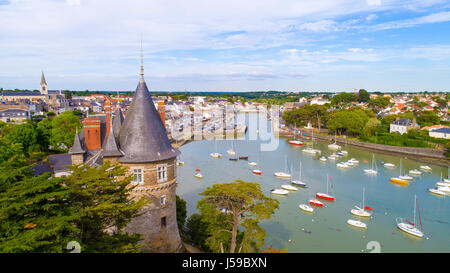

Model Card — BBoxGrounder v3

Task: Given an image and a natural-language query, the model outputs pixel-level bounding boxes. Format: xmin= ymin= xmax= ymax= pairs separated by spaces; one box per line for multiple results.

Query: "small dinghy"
xmin=194 ymin=173 xmax=203 ymax=179
xmin=252 ymin=169 xmax=262 ymax=175
xmin=210 ymin=152 xmax=222 ymax=158
xmin=337 ymin=162 xmax=349 ymax=168
xmin=281 ymin=184 xmax=298 ymax=191
xmin=238 ymin=156 xmax=248 ymax=160
xmin=229 ymin=157 xmax=238 ymax=161
xmin=271 ymin=189 xmax=289 ymax=195
xmin=299 ymin=204 xmax=314 ymax=213
xmin=248 ymin=162 xmax=258 ymax=167
xmin=319 ymin=156 xmax=327 ymax=162
xmin=347 ymin=219 xmax=367 ymax=229
xmin=288 ymin=140 xmax=304 ymax=146
xmin=419 ymin=165 xmax=431 ymax=171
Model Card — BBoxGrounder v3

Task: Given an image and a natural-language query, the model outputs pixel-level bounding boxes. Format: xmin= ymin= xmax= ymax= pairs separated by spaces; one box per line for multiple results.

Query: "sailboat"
xmin=299 ymin=203 xmax=314 ymax=213
xmin=328 ymin=131 xmax=341 ymax=150
xmin=251 ymin=146 xmax=262 ymax=175
xmin=419 ymin=165 xmax=432 ymax=171
xmin=291 ymin=161 xmax=307 ymax=187
xmin=364 ymin=154 xmax=377 ymax=175
xmin=281 ymin=184 xmax=298 ymax=191
xmin=436 ymin=172 xmax=450 ymax=187
xmin=350 ymin=187 xmax=372 ymax=217
xmin=288 ymin=127 xmax=304 ymax=146
xmin=274 ymin=156 xmax=291 ymax=179
xmin=444 ymin=167 xmax=450 ymax=183
xmin=271 ymin=188 xmax=289 ymax=195
xmin=303 ymin=129 xmax=320 ymax=155
xmin=347 ymin=219 xmax=367 ymax=229
xmin=316 ymin=175 xmax=335 ymax=201
xmin=227 ymin=140 xmax=236 ymax=156
xmin=390 ymin=159 xmax=409 ymax=186
xmin=210 ymin=139 xmax=222 ymax=158
xmin=399 ymin=159 xmax=413 ymax=180
xmin=396 ymin=195 xmax=424 ymax=238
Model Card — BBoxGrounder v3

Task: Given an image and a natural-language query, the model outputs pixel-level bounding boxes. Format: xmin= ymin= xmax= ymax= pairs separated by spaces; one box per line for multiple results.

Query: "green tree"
xmin=176 ymin=195 xmax=187 ymax=234
xmin=64 ymin=90 xmax=73 ymax=100
xmin=50 ymin=111 xmax=82 ymax=152
xmin=364 ymin=118 xmax=382 ymax=137
xmin=331 ymin=92 xmax=357 ymax=108
xmin=4 ymin=122 xmax=39 ymax=156
xmin=36 ymin=118 xmax=52 ymax=152
xmin=368 ymin=97 xmax=390 ymax=112
xmin=357 ymin=89 xmax=370 ymax=103
xmin=63 ymin=162 xmax=148 ymax=253
xmin=197 ymin=180 xmax=279 ymax=253
xmin=417 ymin=111 xmax=440 ymax=127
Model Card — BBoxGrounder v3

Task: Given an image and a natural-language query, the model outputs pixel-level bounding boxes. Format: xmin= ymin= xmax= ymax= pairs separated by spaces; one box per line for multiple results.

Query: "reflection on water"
xmin=176 ymin=113 xmax=450 ymax=253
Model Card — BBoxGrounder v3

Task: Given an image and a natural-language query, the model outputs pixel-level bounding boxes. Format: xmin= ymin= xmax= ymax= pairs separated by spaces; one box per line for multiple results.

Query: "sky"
xmin=1 ymin=0 xmax=450 ymax=92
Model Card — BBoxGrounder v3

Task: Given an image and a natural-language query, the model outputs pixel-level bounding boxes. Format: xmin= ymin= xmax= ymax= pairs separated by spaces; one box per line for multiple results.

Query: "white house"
xmin=429 ymin=127 xmax=450 ymax=139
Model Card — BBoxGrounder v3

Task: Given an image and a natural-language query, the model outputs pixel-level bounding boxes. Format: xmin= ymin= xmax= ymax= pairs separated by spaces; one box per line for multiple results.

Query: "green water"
xmin=176 ymin=114 xmax=450 ymax=253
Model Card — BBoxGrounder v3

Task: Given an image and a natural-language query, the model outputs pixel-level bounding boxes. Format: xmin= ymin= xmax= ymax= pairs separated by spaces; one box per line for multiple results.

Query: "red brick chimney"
xmin=84 ymin=117 xmax=101 ymax=150
xmin=157 ymin=100 xmax=165 ymax=128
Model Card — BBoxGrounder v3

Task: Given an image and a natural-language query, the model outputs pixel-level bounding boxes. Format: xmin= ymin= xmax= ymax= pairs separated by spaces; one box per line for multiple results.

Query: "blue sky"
xmin=1 ymin=0 xmax=450 ymax=92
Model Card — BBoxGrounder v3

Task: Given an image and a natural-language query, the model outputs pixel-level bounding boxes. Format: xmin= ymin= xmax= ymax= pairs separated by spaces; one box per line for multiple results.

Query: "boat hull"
xmin=316 ymin=193 xmax=335 ymax=201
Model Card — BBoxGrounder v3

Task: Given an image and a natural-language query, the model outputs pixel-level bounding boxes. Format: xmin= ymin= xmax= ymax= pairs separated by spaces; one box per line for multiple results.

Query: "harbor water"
xmin=176 ymin=113 xmax=450 ymax=253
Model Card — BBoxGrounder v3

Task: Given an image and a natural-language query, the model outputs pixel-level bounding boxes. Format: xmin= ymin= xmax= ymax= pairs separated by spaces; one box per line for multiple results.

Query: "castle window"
xmin=161 ymin=216 xmax=167 ymax=228
xmin=157 ymin=164 xmax=168 ymax=182
xmin=160 ymin=195 xmax=166 ymax=206
xmin=132 ymin=167 xmax=144 ymax=185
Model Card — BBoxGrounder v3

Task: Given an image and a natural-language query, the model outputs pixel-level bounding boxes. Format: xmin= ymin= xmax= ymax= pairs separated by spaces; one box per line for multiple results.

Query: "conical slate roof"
xmin=102 ymin=118 xmax=123 ymax=157
xmin=41 ymin=71 xmax=47 ymax=85
xmin=118 ymin=78 xmax=179 ymax=163
xmin=112 ymin=107 xmax=124 ymax=141
xmin=69 ymin=128 xmax=85 ymax=154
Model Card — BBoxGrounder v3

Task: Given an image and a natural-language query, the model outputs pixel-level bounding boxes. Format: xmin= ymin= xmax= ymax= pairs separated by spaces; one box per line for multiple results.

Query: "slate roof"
xmin=69 ymin=128 xmax=85 ymax=154
xmin=392 ymin=118 xmax=414 ymax=126
xmin=112 ymin=108 xmax=124 ymax=141
xmin=118 ymin=77 xmax=180 ymax=163
xmin=102 ymin=118 xmax=123 ymax=157
xmin=48 ymin=154 xmax=72 ymax=173
xmin=432 ymin=127 xmax=450 ymax=134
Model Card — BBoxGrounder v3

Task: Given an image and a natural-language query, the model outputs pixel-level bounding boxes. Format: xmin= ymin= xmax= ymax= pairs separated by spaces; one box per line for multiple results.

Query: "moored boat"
xmin=309 ymin=199 xmax=323 ymax=207
xmin=299 ymin=204 xmax=314 ymax=213
xmin=396 ymin=195 xmax=424 ymax=238
xmin=347 ymin=219 xmax=367 ymax=229
xmin=429 ymin=188 xmax=446 ymax=196
xmin=288 ymin=140 xmax=304 ymax=146
xmin=252 ymin=169 xmax=262 ymax=175
xmin=281 ymin=184 xmax=298 ymax=191
xmin=271 ymin=188 xmax=289 ymax=195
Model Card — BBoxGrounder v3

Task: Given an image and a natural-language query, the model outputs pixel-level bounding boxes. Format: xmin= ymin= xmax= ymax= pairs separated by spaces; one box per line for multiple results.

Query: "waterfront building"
xmin=389 ymin=118 xmax=420 ymax=135
xmin=429 ymin=127 xmax=450 ymax=139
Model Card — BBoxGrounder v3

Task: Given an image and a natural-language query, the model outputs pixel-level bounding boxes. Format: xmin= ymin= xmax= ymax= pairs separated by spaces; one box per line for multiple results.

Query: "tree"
xmin=417 ymin=111 xmax=440 ymax=127
xmin=357 ymin=89 xmax=370 ymax=103
xmin=50 ymin=111 xmax=82 ymax=152
xmin=364 ymin=118 xmax=382 ymax=137
xmin=63 ymin=90 xmax=73 ymax=100
xmin=176 ymin=195 xmax=187 ymax=234
xmin=331 ymin=92 xmax=357 ymax=108
xmin=368 ymin=97 xmax=390 ymax=112
xmin=4 ymin=122 xmax=39 ymax=156
xmin=197 ymin=180 xmax=279 ymax=253
xmin=36 ymin=118 xmax=52 ymax=152
xmin=62 ymin=162 xmax=148 ymax=253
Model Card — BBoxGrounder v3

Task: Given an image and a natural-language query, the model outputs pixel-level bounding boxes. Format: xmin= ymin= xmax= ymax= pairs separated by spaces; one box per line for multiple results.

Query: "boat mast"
xmin=362 ymin=187 xmax=365 ymax=208
xmin=413 ymin=194 xmax=417 ymax=227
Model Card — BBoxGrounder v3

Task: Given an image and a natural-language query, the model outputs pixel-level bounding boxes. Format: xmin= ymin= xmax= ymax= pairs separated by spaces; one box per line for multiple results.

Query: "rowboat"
xmin=299 ymin=204 xmax=314 ymax=213
xmin=347 ymin=219 xmax=367 ymax=229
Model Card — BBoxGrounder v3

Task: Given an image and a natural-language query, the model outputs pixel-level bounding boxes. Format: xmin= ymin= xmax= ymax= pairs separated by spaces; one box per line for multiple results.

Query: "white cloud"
xmin=366 ymin=0 xmax=381 ymax=6
xmin=366 ymin=14 xmax=378 ymax=21
xmin=66 ymin=0 xmax=81 ymax=6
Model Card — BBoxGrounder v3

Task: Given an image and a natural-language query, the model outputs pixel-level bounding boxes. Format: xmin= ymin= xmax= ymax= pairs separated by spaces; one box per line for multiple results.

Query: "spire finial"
xmin=140 ymin=38 xmax=144 ymax=82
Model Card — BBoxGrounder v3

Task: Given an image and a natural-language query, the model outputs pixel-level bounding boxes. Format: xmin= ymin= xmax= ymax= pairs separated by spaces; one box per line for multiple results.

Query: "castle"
xmin=67 ymin=56 xmax=182 ymax=252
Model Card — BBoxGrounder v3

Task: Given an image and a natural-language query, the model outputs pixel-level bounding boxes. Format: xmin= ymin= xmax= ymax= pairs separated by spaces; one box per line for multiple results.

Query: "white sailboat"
xmin=398 ymin=159 xmax=413 ymax=180
xmin=303 ymin=129 xmax=321 ymax=155
xmin=281 ymin=184 xmax=298 ymax=191
xmin=444 ymin=167 xmax=450 ymax=183
xmin=384 ymin=162 xmax=395 ymax=168
xmin=291 ymin=161 xmax=307 ymax=187
xmin=436 ymin=172 xmax=450 ymax=187
xmin=328 ymin=131 xmax=341 ymax=150
xmin=274 ymin=156 xmax=291 ymax=178
xmin=350 ymin=187 xmax=372 ymax=217
xmin=271 ymin=188 xmax=289 ymax=195
xmin=227 ymin=140 xmax=236 ymax=156
xmin=429 ymin=188 xmax=446 ymax=196
xmin=396 ymin=195 xmax=424 ymax=238
xmin=299 ymin=204 xmax=314 ymax=213
xmin=409 ymin=169 xmax=422 ymax=176
xmin=210 ymin=139 xmax=222 ymax=158
xmin=347 ymin=219 xmax=367 ymax=229
xmin=364 ymin=154 xmax=377 ymax=175
xmin=419 ymin=165 xmax=432 ymax=171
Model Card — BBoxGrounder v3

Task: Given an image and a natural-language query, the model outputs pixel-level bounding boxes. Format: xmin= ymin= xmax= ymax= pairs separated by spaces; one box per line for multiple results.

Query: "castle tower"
xmin=68 ymin=128 xmax=86 ymax=165
xmin=116 ymin=45 xmax=181 ymax=252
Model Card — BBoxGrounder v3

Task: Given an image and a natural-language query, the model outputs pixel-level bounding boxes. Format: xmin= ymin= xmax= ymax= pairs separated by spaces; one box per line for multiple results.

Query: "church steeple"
xmin=40 ymin=70 xmax=48 ymax=95
xmin=139 ymin=39 xmax=145 ymax=83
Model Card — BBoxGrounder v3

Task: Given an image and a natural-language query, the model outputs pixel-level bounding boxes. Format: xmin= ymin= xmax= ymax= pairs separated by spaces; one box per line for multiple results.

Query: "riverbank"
xmin=278 ymin=126 xmax=450 ymax=167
